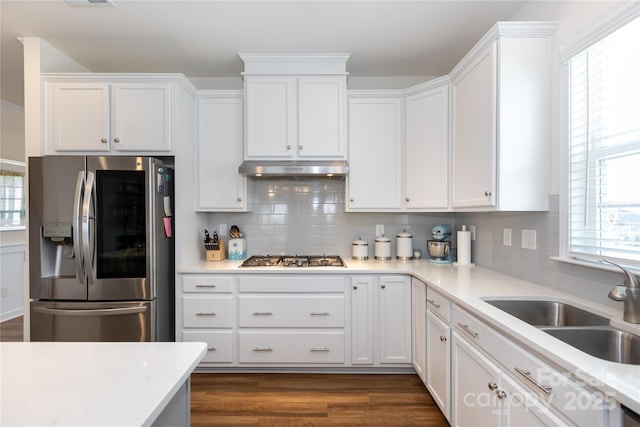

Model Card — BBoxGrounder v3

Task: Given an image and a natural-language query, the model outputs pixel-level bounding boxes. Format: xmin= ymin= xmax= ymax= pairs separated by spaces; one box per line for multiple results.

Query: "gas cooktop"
xmin=240 ymin=255 xmax=345 ymax=268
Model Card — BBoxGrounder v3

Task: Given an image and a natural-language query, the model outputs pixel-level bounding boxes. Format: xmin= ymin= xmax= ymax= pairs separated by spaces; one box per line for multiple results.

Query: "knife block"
xmin=205 ymin=240 xmax=227 ymax=262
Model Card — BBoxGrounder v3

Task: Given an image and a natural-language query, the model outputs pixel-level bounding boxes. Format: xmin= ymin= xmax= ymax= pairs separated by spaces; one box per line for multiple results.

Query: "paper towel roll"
xmin=457 ymin=230 xmax=472 ymax=266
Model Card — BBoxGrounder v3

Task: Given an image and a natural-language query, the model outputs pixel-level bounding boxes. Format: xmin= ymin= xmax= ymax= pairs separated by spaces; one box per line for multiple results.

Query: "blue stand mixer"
xmin=427 ymin=224 xmax=454 ymax=264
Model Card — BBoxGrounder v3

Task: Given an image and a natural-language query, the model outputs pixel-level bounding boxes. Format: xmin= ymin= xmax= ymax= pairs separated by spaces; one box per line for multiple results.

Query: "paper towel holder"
xmin=454 ymin=224 xmax=476 ymax=267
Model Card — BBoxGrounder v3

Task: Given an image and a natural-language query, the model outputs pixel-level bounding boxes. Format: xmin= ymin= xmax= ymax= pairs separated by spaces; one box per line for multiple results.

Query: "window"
xmin=568 ymin=16 xmax=640 ymax=265
xmin=0 ymin=159 xmax=25 ymax=230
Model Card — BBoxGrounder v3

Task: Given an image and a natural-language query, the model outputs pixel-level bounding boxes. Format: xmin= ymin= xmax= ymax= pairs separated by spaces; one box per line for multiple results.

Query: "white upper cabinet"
xmin=196 ymin=92 xmax=248 ymax=211
xmin=346 ymin=94 xmax=403 ymax=211
xmin=244 ymin=76 xmax=295 ymax=158
xmin=450 ymin=22 xmax=556 ymax=211
xmin=240 ymin=54 xmax=349 ymax=160
xmin=297 ymin=76 xmax=346 ymax=157
xmin=404 ymin=80 xmax=449 ymax=210
xmin=45 ymin=77 xmax=176 ymax=154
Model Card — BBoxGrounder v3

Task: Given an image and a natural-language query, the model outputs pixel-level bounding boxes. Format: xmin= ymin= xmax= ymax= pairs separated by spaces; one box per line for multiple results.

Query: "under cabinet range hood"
xmin=238 ymin=160 xmax=349 ymax=180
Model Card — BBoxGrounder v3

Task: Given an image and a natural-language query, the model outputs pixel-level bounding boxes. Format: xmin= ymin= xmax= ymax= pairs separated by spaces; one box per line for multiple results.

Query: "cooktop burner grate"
xmin=240 ymin=255 xmax=345 ymax=268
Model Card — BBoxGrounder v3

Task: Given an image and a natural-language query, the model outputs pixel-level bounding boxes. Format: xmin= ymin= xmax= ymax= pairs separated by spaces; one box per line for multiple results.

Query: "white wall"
xmin=0 ymin=101 xmax=26 ymax=320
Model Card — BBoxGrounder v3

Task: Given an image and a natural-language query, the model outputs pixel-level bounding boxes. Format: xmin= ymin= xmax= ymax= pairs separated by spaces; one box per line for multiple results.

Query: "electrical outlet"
xmin=376 ymin=224 xmax=384 ymax=237
xmin=1 ymin=286 xmax=9 ymax=297
xmin=503 ymin=228 xmax=512 ymax=247
xmin=219 ymin=224 xmax=228 ymax=237
xmin=469 ymin=225 xmax=476 ymax=241
xmin=521 ymin=229 xmax=537 ymax=250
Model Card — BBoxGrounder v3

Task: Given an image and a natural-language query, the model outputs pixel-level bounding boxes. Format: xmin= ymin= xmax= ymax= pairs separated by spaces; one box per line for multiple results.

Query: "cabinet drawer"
xmin=452 ymin=305 xmax=609 ymax=427
xmin=238 ymin=331 xmax=345 ymax=364
xmin=183 ymin=295 xmax=233 ymax=328
xmin=426 ymin=287 xmax=452 ymax=322
xmin=239 ymin=295 xmax=345 ymax=327
xmin=182 ymin=275 xmax=234 ymax=293
xmin=182 ymin=330 xmax=233 ymax=363
xmin=238 ymin=275 xmax=345 ymax=293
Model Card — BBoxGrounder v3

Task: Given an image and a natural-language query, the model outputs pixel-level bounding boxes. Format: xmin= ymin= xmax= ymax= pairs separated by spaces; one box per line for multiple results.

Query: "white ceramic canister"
xmin=352 ymin=238 xmax=369 ymax=260
xmin=396 ymin=230 xmax=413 ymax=260
xmin=375 ymin=235 xmax=391 ymax=260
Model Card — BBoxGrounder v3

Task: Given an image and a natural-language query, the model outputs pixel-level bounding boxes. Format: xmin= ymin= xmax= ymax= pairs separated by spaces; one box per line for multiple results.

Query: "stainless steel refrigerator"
xmin=28 ymin=156 xmax=175 ymax=342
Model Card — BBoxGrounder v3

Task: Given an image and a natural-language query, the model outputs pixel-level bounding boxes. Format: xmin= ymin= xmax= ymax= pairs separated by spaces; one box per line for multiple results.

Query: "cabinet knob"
xmin=496 ymin=390 xmax=507 ymax=400
xmin=287 ymin=145 xmax=292 ymax=150
xmin=487 ymin=382 xmax=498 ymax=391
xmin=405 ymin=197 xmax=410 ymax=202
xmin=100 ymin=138 xmax=107 ymax=144
xmin=298 ymin=145 xmax=303 ymax=150
xmin=114 ymin=138 xmax=120 ymax=143
xmin=237 ymin=197 xmax=242 ymax=202
xmin=484 ymin=191 xmax=492 ymax=196
xmin=381 ymin=284 xmax=386 ymax=289
xmin=353 ymin=285 xmax=358 ymax=290
xmin=350 ymin=197 xmax=354 ymax=202
xmin=439 ymin=335 xmax=447 ymax=342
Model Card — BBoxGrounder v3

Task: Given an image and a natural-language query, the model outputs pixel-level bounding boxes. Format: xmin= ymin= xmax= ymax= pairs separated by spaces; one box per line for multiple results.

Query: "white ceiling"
xmin=0 ymin=0 xmax=528 ymax=107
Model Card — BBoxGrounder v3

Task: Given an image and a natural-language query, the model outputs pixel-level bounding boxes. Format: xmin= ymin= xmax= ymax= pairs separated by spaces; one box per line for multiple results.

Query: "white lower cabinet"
xmin=180 ymin=275 xmax=235 ymax=365
xmin=350 ymin=276 xmax=375 ymax=364
xmin=452 ymin=330 xmax=505 ymax=426
xmin=451 ymin=304 xmax=611 ymax=427
xmin=411 ymin=278 xmax=427 ymax=382
xmin=238 ymin=331 xmax=345 ymax=364
xmin=237 ymin=275 xmax=347 ymax=365
xmin=182 ymin=330 xmax=233 ymax=363
xmin=351 ymin=275 xmax=412 ymax=366
xmin=426 ymin=310 xmax=451 ymax=420
xmin=501 ymin=374 xmax=566 ymax=427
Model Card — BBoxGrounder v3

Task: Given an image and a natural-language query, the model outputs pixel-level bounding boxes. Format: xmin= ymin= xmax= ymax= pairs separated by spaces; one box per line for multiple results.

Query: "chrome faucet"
xmin=605 ymin=259 xmax=640 ymax=324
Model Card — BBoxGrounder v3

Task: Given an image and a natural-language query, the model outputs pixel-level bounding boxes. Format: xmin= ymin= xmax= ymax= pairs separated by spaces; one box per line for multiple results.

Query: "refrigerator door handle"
xmin=82 ymin=171 xmax=97 ymax=285
xmin=72 ymin=171 xmax=85 ymax=283
xmin=33 ymin=306 xmax=148 ymax=316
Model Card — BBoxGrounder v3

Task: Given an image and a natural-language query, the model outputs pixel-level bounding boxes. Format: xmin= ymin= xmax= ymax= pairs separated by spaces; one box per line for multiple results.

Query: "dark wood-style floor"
xmin=191 ymin=372 xmax=449 ymax=426
xmin=1 ymin=316 xmax=449 ymax=426
xmin=0 ymin=315 xmax=23 ymax=341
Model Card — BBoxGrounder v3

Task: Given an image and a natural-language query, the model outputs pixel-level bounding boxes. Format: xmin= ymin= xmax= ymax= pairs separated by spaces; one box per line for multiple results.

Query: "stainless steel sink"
xmin=484 ymin=299 xmax=610 ymax=327
xmin=542 ymin=327 xmax=640 ymax=365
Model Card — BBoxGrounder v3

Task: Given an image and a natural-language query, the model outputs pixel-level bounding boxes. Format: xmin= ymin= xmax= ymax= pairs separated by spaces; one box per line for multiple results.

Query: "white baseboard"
xmin=1 ymin=307 xmax=24 ymax=323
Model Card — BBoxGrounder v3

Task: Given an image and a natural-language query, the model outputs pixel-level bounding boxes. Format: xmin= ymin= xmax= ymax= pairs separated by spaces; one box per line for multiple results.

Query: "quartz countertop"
xmin=0 ymin=342 xmax=207 ymax=426
xmin=180 ymin=258 xmax=640 ymax=413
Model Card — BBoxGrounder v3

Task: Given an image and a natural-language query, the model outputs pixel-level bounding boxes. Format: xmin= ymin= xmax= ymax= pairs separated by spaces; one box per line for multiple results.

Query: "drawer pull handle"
xmin=488 ymin=382 xmax=498 ymax=391
xmin=252 ymin=312 xmax=273 ymax=316
xmin=310 ymin=312 xmax=330 ymax=316
xmin=195 ymin=284 xmax=216 ymax=288
xmin=207 ymin=347 xmax=217 ymax=352
xmin=439 ymin=335 xmax=447 ymax=342
xmin=515 ymin=367 xmax=552 ymax=395
xmin=252 ymin=347 xmax=273 ymax=352
xmin=196 ymin=312 xmax=217 ymax=316
xmin=427 ymin=299 xmax=441 ymax=309
xmin=458 ymin=323 xmax=479 ymax=338
xmin=310 ymin=347 xmax=330 ymax=352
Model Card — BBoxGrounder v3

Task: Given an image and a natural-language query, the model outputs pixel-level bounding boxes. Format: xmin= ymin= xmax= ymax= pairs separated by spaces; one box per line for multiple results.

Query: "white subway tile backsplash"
xmin=206 ymin=189 xmax=619 ymax=306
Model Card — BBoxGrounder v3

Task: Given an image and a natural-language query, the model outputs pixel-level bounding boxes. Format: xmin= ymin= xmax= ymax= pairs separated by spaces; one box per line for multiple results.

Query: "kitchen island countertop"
xmin=181 ymin=258 xmax=640 ymax=413
xmin=0 ymin=342 xmax=206 ymax=426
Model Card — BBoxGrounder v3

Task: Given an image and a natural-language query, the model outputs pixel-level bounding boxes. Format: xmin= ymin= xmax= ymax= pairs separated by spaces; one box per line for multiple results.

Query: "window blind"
xmin=569 ymin=16 xmax=640 ymax=264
